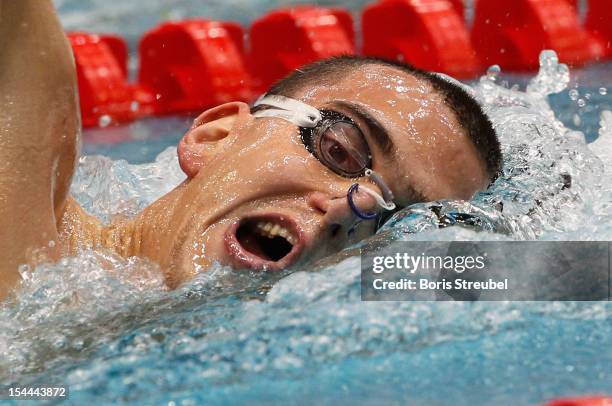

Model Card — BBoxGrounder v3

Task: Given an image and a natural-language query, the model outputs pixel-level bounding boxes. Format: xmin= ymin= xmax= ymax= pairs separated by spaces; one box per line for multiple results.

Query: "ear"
xmin=177 ymin=102 xmax=249 ymax=178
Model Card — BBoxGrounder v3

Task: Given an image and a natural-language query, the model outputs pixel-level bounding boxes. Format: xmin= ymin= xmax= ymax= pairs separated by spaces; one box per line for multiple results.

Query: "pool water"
xmin=0 ymin=2 xmax=610 ymax=405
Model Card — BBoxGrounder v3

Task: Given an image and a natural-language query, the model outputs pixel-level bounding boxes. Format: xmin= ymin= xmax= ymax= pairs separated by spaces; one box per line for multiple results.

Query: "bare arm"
xmin=0 ymin=0 xmax=80 ymax=299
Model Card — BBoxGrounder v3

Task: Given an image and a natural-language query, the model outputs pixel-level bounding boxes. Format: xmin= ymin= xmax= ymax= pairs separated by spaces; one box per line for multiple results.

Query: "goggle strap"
xmin=251 ymin=109 xmax=317 ymax=128
xmin=253 ymin=95 xmax=322 ymax=128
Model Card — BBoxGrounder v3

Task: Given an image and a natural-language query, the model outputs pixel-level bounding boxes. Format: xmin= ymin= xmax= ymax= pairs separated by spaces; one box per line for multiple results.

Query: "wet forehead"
xmin=292 ymin=64 xmax=487 ymax=203
xmin=298 ymin=64 xmax=439 ymax=108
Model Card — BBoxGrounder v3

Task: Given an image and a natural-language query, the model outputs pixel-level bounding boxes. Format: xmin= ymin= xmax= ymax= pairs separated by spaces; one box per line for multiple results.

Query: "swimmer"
xmin=0 ymin=1 xmax=502 ymax=299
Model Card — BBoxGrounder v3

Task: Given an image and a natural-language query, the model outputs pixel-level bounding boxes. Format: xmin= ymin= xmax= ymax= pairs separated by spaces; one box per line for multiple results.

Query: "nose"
xmin=308 ymin=184 xmax=380 ymax=232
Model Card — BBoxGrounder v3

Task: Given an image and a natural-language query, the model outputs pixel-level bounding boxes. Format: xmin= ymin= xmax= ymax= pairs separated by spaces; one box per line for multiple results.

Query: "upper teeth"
xmin=255 ymin=221 xmax=296 ymax=244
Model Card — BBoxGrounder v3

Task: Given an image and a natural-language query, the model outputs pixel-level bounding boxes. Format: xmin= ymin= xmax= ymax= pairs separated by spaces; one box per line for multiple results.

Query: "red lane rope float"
xmin=138 ymin=19 xmax=254 ymax=116
xmin=448 ymin=0 xmax=465 ymax=19
xmin=362 ymin=0 xmax=480 ymax=79
xmin=472 ymin=0 xmax=605 ymax=71
xmin=68 ymin=2 xmax=607 ymax=128
xmin=545 ymin=396 xmax=612 ymax=406
xmin=249 ymin=6 xmax=355 ymax=92
xmin=68 ymin=33 xmax=143 ymax=128
xmin=585 ymin=0 xmax=612 ymax=58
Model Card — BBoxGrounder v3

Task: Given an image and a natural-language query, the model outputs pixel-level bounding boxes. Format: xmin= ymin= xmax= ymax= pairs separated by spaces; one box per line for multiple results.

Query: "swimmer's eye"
xmin=303 ymin=111 xmax=372 ymax=178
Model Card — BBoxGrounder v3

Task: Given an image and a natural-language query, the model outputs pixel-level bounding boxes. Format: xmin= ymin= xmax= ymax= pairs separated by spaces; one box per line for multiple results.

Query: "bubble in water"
xmin=599 ymin=87 xmax=608 ymax=96
xmin=577 ymin=99 xmax=586 ymax=108
xmin=486 ymin=65 xmax=501 ymax=81
xmin=569 ymin=89 xmax=579 ymax=101
xmin=98 ymin=115 xmax=112 ymax=128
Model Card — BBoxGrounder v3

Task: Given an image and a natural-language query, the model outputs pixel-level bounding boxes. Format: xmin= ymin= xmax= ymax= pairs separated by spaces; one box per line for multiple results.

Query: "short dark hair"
xmin=262 ymin=56 xmax=502 ymax=182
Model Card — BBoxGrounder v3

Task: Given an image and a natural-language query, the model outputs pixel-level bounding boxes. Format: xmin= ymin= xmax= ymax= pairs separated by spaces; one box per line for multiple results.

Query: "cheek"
xmin=171 ymin=219 xmax=233 ymax=280
xmin=212 ymin=130 xmax=338 ymax=193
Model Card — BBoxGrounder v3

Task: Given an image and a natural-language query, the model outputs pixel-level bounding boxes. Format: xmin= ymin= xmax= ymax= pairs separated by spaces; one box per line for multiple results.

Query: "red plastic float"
xmin=567 ymin=0 xmax=578 ymax=8
xmin=448 ymin=0 xmax=464 ymax=19
xmin=545 ymin=396 xmax=612 ymax=406
xmin=471 ymin=0 xmax=605 ymax=70
xmin=585 ymin=0 xmax=612 ymax=58
xmin=362 ymin=0 xmax=480 ymax=79
xmin=138 ymin=19 xmax=254 ymax=115
xmin=249 ymin=6 xmax=355 ymax=91
xmin=68 ymin=33 xmax=142 ymax=128
xmin=69 ymin=1 xmax=608 ymax=129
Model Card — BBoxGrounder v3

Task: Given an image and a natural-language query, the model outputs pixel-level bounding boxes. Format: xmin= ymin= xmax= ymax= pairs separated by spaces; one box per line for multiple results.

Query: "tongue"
xmin=238 ymin=233 xmax=268 ymax=259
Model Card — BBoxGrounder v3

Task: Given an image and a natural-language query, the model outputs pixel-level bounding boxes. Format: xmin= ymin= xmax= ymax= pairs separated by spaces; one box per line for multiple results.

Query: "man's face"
xmin=152 ymin=64 xmax=489 ymax=286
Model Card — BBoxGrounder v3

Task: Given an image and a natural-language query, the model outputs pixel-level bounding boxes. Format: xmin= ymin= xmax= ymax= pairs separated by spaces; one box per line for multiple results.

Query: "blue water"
xmin=0 ymin=2 xmax=610 ymax=406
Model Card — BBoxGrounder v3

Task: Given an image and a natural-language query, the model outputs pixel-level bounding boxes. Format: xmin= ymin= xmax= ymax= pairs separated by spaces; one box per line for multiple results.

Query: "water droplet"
xmin=577 ymin=98 xmax=586 ymax=108
xmin=599 ymin=87 xmax=607 ymax=95
xmin=526 ymin=50 xmax=568 ymax=96
xmin=557 ymin=64 xmax=569 ymax=76
xmin=539 ymin=49 xmax=558 ymax=66
xmin=569 ymin=89 xmax=579 ymax=100
xmin=599 ymin=110 xmax=612 ymax=137
xmin=486 ymin=65 xmax=501 ymax=81
xmin=98 ymin=115 xmax=112 ymax=128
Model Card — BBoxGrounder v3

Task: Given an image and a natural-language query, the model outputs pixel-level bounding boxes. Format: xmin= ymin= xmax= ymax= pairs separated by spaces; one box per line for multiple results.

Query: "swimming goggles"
xmin=253 ymin=94 xmax=397 ymax=221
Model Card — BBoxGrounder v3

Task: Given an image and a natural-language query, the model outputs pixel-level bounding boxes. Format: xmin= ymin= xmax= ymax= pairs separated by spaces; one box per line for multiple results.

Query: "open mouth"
xmin=225 ymin=214 xmax=304 ymax=271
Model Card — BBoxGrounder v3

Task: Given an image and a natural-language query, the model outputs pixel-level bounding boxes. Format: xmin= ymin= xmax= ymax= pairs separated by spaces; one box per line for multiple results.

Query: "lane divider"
xmin=585 ymin=0 xmax=612 ymax=58
xmin=68 ymin=33 xmax=143 ymax=127
xmin=138 ymin=19 xmax=254 ymax=115
xmin=363 ymin=0 xmax=480 ymax=79
xmin=472 ymin=0 xmax=605 ymax=70
xmin=249 ymin=6 xmax=354 ymax=92
xmin=67 ymin=0 xmax=610 ymax=128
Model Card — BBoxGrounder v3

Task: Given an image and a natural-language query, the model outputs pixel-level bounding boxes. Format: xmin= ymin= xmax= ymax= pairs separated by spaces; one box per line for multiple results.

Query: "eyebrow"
xmin=328 ymin=101 xmax=396 ymax=157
